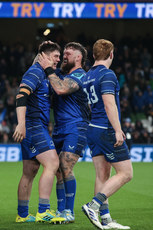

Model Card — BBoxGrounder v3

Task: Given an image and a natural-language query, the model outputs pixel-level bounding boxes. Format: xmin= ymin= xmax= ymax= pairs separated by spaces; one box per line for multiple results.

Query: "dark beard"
xmin=61 ymin=61 xmax=75 ymax=74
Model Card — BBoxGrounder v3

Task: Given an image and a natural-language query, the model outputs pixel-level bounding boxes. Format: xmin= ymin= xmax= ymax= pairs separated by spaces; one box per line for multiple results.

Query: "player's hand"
xmin=114 ymin=130 xmax=125 ymax=147
xmin=38 ymin=52 xmax=54 ymax=69
xmin=41 ymin=40 xmax=53 ymax=46
xmin=13 ymin=123 xmax=26 ymax=143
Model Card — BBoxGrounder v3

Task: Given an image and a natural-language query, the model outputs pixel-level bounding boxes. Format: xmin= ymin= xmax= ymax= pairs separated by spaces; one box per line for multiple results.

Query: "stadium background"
xmin=0 ymin=1 xmax=153 ymax=230
xmin=0 ymin=0 xmax=153 ymax=161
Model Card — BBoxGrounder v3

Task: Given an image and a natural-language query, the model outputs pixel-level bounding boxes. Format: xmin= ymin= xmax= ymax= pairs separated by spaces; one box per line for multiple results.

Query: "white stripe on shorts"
xmin=89 ymin=124 xmax=108 ymax=129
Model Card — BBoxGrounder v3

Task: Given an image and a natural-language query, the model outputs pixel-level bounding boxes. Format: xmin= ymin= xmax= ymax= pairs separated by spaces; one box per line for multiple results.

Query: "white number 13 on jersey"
xmin=84 ymin=85 xmax=98 ymax=104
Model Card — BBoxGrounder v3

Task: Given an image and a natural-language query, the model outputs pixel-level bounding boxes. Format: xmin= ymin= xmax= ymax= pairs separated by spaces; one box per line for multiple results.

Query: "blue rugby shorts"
xmin=21 ymin=119 xmax=55 ymax=160
xmin=52 ymin=122 xmax=88 ymax=157
xmin=87 ymin=125 xmax=131 ymax=163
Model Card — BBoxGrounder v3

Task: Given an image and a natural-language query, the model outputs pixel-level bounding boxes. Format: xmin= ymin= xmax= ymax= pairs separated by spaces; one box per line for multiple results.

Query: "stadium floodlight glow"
xmin=43 ymin=29 xmax=50 ymax=36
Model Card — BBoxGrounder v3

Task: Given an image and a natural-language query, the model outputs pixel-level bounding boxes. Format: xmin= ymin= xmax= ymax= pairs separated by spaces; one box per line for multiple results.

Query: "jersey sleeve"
xmin=21 ymin=68 xmax=43 ymax=92
xmin=100 ymin=71 xmax=117 ymax=95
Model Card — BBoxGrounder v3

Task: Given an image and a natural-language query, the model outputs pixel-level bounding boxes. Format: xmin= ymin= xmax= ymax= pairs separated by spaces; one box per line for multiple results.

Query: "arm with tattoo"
xmin=38 ymin=52 xmax=79 ymax=95
xmin=48 ymin=74 xmax=79 ymax=95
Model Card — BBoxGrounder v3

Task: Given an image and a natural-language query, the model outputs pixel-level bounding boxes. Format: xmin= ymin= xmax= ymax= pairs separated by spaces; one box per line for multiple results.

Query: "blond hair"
xmin=93 ymin=39 xmax=114 ymax=61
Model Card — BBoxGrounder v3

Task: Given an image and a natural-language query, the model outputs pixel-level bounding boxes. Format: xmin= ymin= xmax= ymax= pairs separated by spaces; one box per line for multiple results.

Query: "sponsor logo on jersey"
xmin=71 ymin=73 xmax=85 ymax=79
xmin=50 ymin=140 xmax=55 ymax=147
xmin=30 ymin=146 xmax=36 ymax=153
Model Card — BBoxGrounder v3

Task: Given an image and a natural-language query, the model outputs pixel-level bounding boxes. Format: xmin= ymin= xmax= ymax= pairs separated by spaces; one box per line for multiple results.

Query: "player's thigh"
xmin=36 ymin=149 xmax=59 ymax=170
xmin=22 ymin=159 xmax=40 ymax=178
xmin=92 ymin=155 xmax=111 ymax=180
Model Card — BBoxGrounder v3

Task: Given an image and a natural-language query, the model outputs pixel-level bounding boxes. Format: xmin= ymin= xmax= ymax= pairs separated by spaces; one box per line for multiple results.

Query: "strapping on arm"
xmin=16 ymin=86 xmax=31 ymax=107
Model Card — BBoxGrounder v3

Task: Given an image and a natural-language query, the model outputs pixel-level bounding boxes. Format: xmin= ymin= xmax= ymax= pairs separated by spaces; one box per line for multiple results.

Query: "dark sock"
xmin=38 ymin=198 xmax=50 ymax=213
xmin=56 ymin=182 xmax=65 ymax=212
xmin=64 ymin=176 xmax=76 ymax=214
xmin=18 ymin=200 xmax=29 ymax=218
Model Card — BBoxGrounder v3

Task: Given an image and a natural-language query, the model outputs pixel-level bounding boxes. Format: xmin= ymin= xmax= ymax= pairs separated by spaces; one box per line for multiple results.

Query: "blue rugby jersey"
xmin=53 ymin=68 xmax=89 ymax=128
xmin=83 ymin=65 xmax=120 ymax=129
xmin=21 ymin=62 xmax=52 ymax=125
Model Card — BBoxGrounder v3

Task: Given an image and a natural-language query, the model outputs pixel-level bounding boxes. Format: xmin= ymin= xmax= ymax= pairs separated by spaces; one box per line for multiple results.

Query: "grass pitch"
xmin=0 ymin=162 xmax=152 ymax=230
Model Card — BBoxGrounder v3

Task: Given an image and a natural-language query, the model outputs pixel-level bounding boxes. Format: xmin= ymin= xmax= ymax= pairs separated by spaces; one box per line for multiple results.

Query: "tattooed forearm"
xmin=48 ymin=74 xmax=63 ymax=88
xmin=65 ymin=78 xmax=79 ymax=91
xmin=48 ymin=74 xmax=79 ymax=95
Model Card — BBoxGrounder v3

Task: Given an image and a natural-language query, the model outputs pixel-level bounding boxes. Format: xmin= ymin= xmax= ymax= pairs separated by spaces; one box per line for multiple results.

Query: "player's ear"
xmin=110 ymin=51 xmax=113 ymax=60
xmin=76 ymin=54 xmax=81 ymax=63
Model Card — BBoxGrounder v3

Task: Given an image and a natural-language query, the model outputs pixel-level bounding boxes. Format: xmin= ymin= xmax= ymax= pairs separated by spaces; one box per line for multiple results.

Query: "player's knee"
xmin=54 ymin=161 xmax=60 ymax=173
xmin=97 ymin=170 xmax=110 ymax=182
xmin=23 ymin=162 xmax=40 ymax=180
xmin=126 ymin=170 xmax=133 ymax=183
xmin=51 ymin=157 xmax=59 ymax=174
xmin=122 ymin=169 xmax=133 ymax=184
xmin=31 ymin=163 xmax=40 ymax=178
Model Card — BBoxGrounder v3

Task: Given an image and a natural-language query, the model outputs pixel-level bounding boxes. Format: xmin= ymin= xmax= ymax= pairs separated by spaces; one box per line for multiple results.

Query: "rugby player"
xmin=82 ymin=39 xmax=133 ymax=230
xmin=38 ymin=42 xmax=90 ymax=223
xmin=13 ymin=42 xmax=65 ymax=224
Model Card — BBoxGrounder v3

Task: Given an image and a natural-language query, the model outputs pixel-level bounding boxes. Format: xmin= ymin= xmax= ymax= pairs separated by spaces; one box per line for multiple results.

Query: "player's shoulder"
xmin=101 ymin=68 xmax=117 ymax=82
xmin=24 ymin=63 xmax=44 ymax=81
xmin=70 ymin=68 xmax=86 ymax=79
xmin=88 ymin=65 xmax=107 ymax=76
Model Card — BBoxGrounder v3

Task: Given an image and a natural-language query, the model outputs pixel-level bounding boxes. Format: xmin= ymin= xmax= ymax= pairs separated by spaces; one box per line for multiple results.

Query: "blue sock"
xmin=56 ymin=182 xmax=65 ymax=212
xmin=100 ymin=203 xmax=110 ymax=216
xmin=93 ymin=193 xmax=107 ymax=206
xmin=18 ymin=200 xmax=29 ymax=218
xmin=64 ymin=176 xmax=76 ymax=214
xmin=38 ymin=198 xmax=50 ymax=213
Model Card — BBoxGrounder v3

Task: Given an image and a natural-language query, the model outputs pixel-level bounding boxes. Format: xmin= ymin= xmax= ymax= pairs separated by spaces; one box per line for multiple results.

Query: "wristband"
xmin=44 ymin=67 xmax=55 ymax=76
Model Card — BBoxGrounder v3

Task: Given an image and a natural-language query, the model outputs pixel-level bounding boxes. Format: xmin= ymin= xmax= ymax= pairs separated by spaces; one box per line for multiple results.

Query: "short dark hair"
xmin=38 ymin=41 xmax=61 ymax=54
xmin=64 ymin=42 xmax=87 ymax=68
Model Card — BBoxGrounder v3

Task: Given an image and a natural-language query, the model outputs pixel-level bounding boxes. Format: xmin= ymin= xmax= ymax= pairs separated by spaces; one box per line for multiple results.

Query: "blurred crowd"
xmin=0 ymin=35 xmax=153 ymax=146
